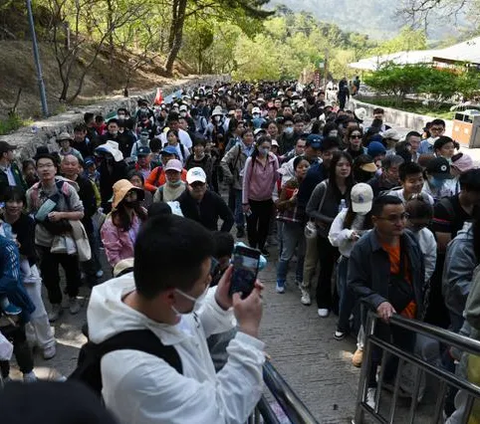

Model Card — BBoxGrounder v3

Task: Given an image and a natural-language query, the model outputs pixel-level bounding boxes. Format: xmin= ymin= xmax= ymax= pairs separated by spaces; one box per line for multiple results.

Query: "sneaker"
xmin=236 ymin=227 xmax=245 ymax=238
xmin=366 ymin=388 xmax=377 ymax=409
xmin=276 ymin=280 xmax=286 ymax=294
xmin=317 ymin=308 xmax=329 ymax=318
xmin=42 ymin=344 xmax=57 ymax=360
xmin=334 ymin=330 xmax=346 ymax=341
xmin=23 ymin=371 xmax=38 ymax=383
xmin=352 ymin=348 xmax=363 ymax=368
xmin=96 ymin=269 xmax=104 ymax=278
xmin=2 ymin=302 xmax=22 ymax=316
xmin=260 ymin=248 xmax=270 ymax=258
xmin=48 ymin=304 xmax=63 ymax=322
xmin=69 ymin=297 xmax=81 ymax=315
xmin=300 ymin=289 xmax=311 ymax=306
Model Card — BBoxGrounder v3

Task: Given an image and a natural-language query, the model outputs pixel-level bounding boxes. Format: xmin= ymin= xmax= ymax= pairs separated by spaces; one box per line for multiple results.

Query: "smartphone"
xmin=229 ymin=245 xmax=260 ymax=299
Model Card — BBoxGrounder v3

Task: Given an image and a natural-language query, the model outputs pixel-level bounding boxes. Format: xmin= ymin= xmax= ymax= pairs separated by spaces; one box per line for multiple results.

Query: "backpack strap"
xmin=98 ymin=329 xmax=182 ymax=374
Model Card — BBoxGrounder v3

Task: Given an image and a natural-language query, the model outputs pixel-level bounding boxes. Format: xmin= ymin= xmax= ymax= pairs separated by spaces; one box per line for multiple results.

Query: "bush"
xmin=364 ymin=63 xmax=480 ymax=109
xmin=0 ymin=114 xmax=24 ymax=135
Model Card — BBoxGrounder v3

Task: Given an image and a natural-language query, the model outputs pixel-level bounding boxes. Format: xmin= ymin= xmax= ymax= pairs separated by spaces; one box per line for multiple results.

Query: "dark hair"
xmin=166 ymin=129 xmax=179 ymax=141
xmin=433 ymin=136 xmax=455 ymax=152
xmin=212 ymin=231 xmax=234 ymax=259
xmin=459 ymin=169 xmax=480 ymax=192
xmin=112 ymin=193 xmax=147 ymax=231
xmin=107 ymin=118 xmax=118 ymax=126
xmin=382 ymin=155 xmax=405 ymax=170
xmin=373 ymin=108 xmax=385 ymax=115
xmin=3 ymin=186 xmax=26 ymax=205
xmin=147 ymin=202 xmax=172 ymax=218
xmin=250 ymin=136 xmax=272 ymax=167
xmin=74 ymin=124 xmax=87 ymax=133
xmin=399 ymin=162 xmax=423 ymax=182
xmin=95 ymin=115 xmax=105 ymax=124
xmin=405 ymin=196 xmax=433 ymax=220
xmin=150 ymin=137 xmax=162 ymax=153
xmin=344 ymin=206 xmax=373 ymax=230
xmin=405 ymin=131 xmax=421 ymax=142
xmin=352 ymin=154 xmax=376 ymax=183
xmin=320 ymin=136 xmax=340 ymax=152
xmin=167 ymin=112 xmax=180 ymax=123
xmin=241 ymin=128 xmax=254 ymax=138
xmin=34 ymin=153 xmax=58 ymax=167
xmin=293 ymin=155 xmax=309 ymax=170
xmin=193 ymin=138 xmax=206 ymax=148
xmin=328 ymin=151 xmax=354 ymax=201
xmin=322 ymin=122 xmax=338 ymax=137
xmin=84 ymin=112 xmax=94 ymax=124
xmin=127 ymin=170 xmax=145 ymax=185
xmin=22 ymin=159 xmax=35 ymax=173
xmin=431 ymin=119 xmax=446 ymax=128
xmin=134 ymin=215 xmax=215 ymax=297
xmin=371 ymin=195 xmax=403 ymax=217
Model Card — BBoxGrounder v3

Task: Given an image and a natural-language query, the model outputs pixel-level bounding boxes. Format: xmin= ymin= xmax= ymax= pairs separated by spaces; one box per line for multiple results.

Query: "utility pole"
xmin=26 ymin=0 xmax=49 ymax=117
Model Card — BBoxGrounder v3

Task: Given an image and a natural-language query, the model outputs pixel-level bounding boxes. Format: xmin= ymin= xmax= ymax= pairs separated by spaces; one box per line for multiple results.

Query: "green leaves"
xmin=364 ymin=63 xmax=480 ymax=108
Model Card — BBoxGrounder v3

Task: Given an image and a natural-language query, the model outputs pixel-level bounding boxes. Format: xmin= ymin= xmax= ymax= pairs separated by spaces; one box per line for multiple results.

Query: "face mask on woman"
xmin=284 ymin=127 xmax=294 ymax=135
xmin=167 ymin=179 xmax=183 ymax=188
xmin=259 ymin=147 xmax=270 ymax=156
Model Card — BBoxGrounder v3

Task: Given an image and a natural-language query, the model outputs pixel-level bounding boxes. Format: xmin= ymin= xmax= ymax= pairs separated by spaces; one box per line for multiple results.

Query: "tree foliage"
xmin=364 ymin=63 xmax=480 ymax=108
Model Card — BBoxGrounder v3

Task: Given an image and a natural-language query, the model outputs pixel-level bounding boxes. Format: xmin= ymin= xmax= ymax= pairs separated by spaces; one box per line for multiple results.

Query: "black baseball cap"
xmin=425 ymin=157 xmax=454 ymax=180
xmin=306 ymin=134 xmax=323 ymax=149
xmin=0 ymin=141 xmax=16 ymax=155
xmin=137 ymin=146 xmax=151 ymax=157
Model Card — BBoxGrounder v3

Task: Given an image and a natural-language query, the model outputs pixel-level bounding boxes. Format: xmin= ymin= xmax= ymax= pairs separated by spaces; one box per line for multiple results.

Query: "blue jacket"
xmin=347 ymin=229 xmax=426 ymax=319
xmin=0 ymin=235 xmax=35 ymax=320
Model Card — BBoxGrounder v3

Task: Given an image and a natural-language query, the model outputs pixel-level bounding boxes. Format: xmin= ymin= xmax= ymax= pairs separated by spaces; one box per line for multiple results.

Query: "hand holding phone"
xmin=229 ymin=246 xmax=260 ymax=299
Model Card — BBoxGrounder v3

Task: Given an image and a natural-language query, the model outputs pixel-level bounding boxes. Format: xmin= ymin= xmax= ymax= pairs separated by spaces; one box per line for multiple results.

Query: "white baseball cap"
xmin=382 ymin=128 xmax=401 ymax=141
xmin=164 ymin=159 xmax=183 ymax=173
xmin=186 ymin=167 xmax=207 ymax=184
xmin=252 ymin=107 xmax=261 ymax=114
xmin=350 ymin=183 xmax=374 ymax=214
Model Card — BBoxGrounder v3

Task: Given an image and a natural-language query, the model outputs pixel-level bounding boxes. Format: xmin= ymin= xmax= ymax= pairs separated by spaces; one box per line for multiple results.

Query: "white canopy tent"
xmin=349 ymin=37 xmax=480 ymax=71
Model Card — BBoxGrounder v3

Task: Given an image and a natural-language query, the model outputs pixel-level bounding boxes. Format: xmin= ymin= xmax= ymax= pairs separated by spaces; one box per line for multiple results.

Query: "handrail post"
xmin=354 ymin=310 xmax=377 ymax=424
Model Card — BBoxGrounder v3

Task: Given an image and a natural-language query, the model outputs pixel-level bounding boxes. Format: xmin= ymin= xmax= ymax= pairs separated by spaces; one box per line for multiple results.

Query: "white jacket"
xmin=87 ymin=275 xmax=265 ymax=424
xmin=414 ymin=227 xmax=437 ymax=282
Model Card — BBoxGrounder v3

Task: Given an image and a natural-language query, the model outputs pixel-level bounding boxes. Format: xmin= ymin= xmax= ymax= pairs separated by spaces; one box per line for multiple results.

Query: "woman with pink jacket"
xmin=242 ymin=136 xmax=279 ymax=256
xmin=101 ymin=180 xmax=147 ymax=268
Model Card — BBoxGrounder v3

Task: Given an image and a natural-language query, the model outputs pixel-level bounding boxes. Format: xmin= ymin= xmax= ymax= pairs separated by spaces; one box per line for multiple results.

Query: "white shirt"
xmin=160 ymin=129 xmax=193 ymax=150
xmin=328 ymin=209 xmax=369 ymax=258
xmin=0 ymin=164 xmax=16 ymax=186
xmin=88 ymin=276 xmax=265 ymax=424
xmin=413 ymin=227 xmax=437 ymax=282
xmin=387 ymin=188 xmax=434 ymax=206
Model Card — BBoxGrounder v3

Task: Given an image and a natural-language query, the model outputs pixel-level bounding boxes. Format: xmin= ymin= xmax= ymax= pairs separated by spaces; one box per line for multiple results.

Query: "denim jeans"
xmin=276 ymin=221 xmax=305 ymax=283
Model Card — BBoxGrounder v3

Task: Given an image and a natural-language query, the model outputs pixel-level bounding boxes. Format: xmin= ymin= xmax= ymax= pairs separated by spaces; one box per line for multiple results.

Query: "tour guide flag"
xmin=154 ymin=88 xmax=163 ymax=105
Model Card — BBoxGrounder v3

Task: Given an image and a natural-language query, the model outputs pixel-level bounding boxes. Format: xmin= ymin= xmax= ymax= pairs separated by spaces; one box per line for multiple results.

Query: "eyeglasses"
xmin=350 ymin=135 xmax=362 ymax=139
xmin=376 ymin=212 xmax=410 ymax=223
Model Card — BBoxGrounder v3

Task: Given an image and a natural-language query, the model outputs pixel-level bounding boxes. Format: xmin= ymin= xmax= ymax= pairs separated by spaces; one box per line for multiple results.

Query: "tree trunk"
xmin=164 ymin=0 xmax=187 ymax=76
xmin=107 ymin=0 xmax=114 ymax=65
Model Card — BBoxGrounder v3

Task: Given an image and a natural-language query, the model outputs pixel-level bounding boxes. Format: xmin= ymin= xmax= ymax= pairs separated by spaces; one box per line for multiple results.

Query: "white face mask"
xmin=171 ymin=284 xmax=209 ymax=316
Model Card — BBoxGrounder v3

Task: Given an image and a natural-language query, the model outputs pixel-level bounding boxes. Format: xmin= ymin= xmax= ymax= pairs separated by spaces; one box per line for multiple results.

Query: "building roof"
xmin=349 ymin=37 xmax=480 ymax=71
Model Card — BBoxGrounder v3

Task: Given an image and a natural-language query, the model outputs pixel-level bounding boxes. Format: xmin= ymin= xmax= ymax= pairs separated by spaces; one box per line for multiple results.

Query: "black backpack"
xmin=68 ymin=329 xmax=183 ymax=397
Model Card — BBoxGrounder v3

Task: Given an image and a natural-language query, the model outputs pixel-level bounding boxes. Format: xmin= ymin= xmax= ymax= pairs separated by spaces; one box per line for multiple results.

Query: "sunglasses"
xmin=350 ymin=135 xmax=362 ymax=139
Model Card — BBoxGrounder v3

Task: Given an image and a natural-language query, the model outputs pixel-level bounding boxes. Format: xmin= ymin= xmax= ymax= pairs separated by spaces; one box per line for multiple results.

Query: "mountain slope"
xmin=267 ymin=0 xmax=465 ymax=39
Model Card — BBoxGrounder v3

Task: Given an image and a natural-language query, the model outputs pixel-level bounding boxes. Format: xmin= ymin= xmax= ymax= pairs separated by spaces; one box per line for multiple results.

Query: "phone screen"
xmin=229 ymin=247 xmax=260 ymax=299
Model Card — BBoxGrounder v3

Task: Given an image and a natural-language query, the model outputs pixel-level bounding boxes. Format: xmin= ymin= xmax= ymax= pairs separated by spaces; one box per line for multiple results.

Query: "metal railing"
xmin=248 ymin=360 xmax=319 ymax=424
xmin=354 ymin=311 xmax=480 ymax=424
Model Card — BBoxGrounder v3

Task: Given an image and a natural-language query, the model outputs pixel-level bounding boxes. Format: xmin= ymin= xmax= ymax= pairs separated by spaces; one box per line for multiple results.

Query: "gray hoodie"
xmin=443 ymin=222 xmax=476 ymax=333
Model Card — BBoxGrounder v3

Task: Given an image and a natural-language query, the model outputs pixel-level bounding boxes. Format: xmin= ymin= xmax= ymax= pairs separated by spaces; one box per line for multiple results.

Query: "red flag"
xmin=154 ymin=88 xmax=163 ymax=105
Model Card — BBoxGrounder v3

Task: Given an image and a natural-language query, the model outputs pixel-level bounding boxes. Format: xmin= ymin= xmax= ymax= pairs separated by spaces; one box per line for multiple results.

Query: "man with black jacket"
xmin=0 ymin=141 xmax=27 ymax=201
xmin=178 ymin=167 xmax=234 ymax=232
xmin=348 ymin=195 xmax=425 ymax=408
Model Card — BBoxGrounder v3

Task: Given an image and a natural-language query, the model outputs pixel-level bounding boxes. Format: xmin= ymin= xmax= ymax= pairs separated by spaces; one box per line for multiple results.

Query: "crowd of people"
xmin=0 ymin=80 xmax=479 ymax=423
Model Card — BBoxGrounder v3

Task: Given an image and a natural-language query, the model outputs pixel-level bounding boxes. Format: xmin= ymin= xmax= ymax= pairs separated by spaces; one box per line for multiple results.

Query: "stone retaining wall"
xmin=2 ymin=74 xmax=230 ymax=160
xmin=348 ymin=97 xmax=454 ymax=137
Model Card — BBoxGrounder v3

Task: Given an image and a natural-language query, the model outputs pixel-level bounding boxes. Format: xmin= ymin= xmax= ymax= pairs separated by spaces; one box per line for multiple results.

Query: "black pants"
xmin=0 ymin=324 xmax=34 ymax=377
xmin=246 ymin=199 xmax=273 ymax=250
xmin=316 ymin=235 xmax=339 ymax=309
xmin=37 ymin=246 xmax=81 ymax=305
xmin=368 ymin=322 xmax=416 ymax=388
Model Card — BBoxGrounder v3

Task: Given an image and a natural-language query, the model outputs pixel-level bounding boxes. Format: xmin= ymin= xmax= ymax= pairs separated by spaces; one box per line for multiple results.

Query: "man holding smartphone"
xmin=87 ymin=214 xmax=265 ymax=424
